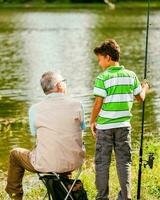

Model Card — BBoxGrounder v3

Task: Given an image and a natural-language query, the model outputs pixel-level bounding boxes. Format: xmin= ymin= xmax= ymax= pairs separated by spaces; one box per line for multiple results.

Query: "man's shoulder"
xmin=29 ymin=101 xmax=43 ymax=112
xmin=64 ymin=96 xmax=82 ymax=107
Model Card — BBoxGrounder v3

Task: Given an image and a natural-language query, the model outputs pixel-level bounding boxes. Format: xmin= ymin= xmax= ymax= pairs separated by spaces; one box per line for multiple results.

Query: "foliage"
xmin=0 ymin=0 xmax=158 ymax=4
xmin=70 ymin=0 xmax=104 ymax=3
xmin=0 ymin=0 xmax=30 ymax=3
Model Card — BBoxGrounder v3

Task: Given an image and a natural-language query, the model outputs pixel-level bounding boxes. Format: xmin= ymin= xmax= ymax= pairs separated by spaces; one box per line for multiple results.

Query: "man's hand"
xmin=90 ymin=122 xmax=96 ymax=138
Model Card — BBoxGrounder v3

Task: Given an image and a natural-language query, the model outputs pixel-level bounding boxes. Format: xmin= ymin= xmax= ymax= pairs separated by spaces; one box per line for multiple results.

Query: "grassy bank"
xmin=0 ymin=1 xmax=160 ymax=10
xmin=1 ymin=141 xmax=160 ymax=200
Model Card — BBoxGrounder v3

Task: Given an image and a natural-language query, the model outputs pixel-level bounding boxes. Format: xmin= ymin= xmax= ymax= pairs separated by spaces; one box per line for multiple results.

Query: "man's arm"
xmin=135 ymin=82 xmax=149 ymax=102
xmin=29 ymin=105 xmax=37 ymax=136
xmin=90 ymin=96 xmax=103 ymax=138
xmin=81 ymin=104 xmax=86 ymax=130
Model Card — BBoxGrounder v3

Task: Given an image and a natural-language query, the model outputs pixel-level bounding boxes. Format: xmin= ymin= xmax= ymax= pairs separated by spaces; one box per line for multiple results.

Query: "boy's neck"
xmin=103 ymin=61 xmax=119 ymax=70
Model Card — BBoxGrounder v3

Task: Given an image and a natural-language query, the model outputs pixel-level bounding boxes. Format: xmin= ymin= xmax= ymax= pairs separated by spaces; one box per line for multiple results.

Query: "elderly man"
xmin=5 ymin=71 xmax=85 ymax=200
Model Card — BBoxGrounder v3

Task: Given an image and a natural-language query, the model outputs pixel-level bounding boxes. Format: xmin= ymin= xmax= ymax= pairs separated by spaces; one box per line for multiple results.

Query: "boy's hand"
xmin=90 ymin=122 xmax=96 ymax=138
xmin=141 ymin=79 xmax=150 ymax=91
xmin=136 ymin=79 xmax=150 ymax=102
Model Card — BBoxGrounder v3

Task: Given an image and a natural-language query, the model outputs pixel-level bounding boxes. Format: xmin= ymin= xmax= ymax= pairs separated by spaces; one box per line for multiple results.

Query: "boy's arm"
xmin=90 ymin=96 xmax=103 ymax=138
xmin=135 ymin=82 xmax=149 ymax=102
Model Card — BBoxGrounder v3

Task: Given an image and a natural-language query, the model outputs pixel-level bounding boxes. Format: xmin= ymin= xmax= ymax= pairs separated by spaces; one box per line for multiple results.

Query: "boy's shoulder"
xmin=123 ymin=68 xmax=137 ymax=77
xmin=96 ymin=72 xmax=105 ymax=80
xmin=96 ymin=67 xmax=138 ymax=81
xmin=96 ymin=70 xmax=111 ymax=80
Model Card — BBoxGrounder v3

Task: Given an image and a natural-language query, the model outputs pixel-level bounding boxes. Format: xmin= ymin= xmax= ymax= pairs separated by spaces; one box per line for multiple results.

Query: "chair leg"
xmin=42 ymin=192 xmax=48 ymax=200
xmin=41 ymin=177 xmax=52 ymax=200
xmin=64 ymin=165 xmax=82 ymax=200
xmin=38 ymin=164 xmax=83 ymax=200
xmin=52 ymin=173 xmax=74 ymax=200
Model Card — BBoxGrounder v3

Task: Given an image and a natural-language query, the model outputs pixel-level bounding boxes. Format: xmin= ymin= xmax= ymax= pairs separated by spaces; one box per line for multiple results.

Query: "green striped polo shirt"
xmin=94 ymin=66 xmax=142 ymax=129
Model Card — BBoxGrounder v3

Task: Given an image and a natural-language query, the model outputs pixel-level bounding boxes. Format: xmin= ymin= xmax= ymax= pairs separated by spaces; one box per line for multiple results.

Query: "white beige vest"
xmin=30 ymin=95 xmax=85 ymax=173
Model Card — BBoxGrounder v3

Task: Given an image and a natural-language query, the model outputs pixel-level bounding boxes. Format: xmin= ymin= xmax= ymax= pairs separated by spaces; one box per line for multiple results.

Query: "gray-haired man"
xmin=5 ymin=71 xmax=85 ymax=200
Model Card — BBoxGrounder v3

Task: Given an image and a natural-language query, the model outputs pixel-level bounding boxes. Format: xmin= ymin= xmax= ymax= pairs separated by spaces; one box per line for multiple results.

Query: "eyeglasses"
xmin=55 ymin=79 xmax=67 ymax=86
xmin=61 ymin=79 xmax=67 ymax=83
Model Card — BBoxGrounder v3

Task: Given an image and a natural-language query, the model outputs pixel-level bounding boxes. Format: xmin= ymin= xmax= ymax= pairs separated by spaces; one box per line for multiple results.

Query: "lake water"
xmin=0 ymin=7 xmax=160 ymax=171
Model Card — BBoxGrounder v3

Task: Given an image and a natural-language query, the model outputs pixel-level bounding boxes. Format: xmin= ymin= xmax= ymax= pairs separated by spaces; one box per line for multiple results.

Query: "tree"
xmin=45 ymin=0 xmax=56 ymax=3
xmin=70 ymin=0 xmax=104 ymax=3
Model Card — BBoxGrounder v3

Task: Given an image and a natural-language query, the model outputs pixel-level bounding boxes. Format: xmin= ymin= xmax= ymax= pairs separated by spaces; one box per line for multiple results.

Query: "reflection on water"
xmin=0 ymin=8 xmax=160 ymax=171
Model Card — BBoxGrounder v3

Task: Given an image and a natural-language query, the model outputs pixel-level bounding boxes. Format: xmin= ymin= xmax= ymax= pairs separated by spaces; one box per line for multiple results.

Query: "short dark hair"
xmin=94 ymin=39 xmax=120 ymax=62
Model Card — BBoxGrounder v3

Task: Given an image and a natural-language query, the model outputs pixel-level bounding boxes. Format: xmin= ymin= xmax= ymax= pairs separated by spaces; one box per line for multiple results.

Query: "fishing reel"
xmin=143 ymin=153 xmax=154 ymax=169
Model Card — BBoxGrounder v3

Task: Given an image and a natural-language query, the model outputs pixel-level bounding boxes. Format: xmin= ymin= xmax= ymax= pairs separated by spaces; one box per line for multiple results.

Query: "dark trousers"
xmin=95 ymin=127 xmax=132 ymax=200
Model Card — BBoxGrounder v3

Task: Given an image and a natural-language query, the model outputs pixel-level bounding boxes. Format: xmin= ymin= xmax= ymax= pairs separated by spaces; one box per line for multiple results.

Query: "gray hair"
xmin=40 ymin=71 xmax=63 ymax=94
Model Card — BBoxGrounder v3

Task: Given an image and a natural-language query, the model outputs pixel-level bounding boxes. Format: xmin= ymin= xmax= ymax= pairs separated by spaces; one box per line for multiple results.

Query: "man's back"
xmin=30 ymin=95 xmax=85 ymax=173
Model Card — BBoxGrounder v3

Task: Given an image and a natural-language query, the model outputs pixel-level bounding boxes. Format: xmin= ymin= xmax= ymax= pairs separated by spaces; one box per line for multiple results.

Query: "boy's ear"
xmin=106 ymin=55 xmax=111 ymax=61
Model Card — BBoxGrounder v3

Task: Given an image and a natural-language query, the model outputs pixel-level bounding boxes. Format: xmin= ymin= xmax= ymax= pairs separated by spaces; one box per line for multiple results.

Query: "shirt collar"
xmin=106 ymin=65 xmax=125 ymax=72
xmin=46 ymin=92 xmax=65 ymax=97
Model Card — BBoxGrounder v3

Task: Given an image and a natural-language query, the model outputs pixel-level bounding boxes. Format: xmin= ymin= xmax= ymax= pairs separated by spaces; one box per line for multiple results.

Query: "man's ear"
xmin=56 ymin=82 xmax=62 ymax=90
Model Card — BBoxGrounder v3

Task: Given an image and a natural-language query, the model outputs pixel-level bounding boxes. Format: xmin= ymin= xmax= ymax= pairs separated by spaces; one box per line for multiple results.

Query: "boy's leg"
xmin=114 ymin=127 xmax=132 ymax=200
xmin=5 ymin=147 xmax=37 ymax=200
xmin=95 ymin=129 xmax=113 ymax=200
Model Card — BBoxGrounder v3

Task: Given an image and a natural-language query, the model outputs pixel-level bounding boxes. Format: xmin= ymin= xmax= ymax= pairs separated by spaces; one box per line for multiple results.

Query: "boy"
xmin=90 ymin=39 xmax=149 ymax=200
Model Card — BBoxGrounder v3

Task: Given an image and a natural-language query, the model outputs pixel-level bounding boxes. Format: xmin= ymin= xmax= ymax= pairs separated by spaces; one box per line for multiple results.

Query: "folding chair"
xmin=38 ymin=166 xmax=82 ymax=200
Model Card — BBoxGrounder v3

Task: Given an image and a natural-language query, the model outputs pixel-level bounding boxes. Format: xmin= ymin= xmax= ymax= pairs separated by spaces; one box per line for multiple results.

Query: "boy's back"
xmin=94 ymin=65 xmax=142 ymax=129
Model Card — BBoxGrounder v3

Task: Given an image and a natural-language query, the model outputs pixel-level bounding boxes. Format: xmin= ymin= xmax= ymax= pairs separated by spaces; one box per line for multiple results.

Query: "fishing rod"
xmin=137 ymin=0 xmax=154 ymax=199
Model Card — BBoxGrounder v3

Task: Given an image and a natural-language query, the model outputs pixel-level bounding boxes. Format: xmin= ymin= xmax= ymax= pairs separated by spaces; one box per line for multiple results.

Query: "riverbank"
xmin=1 ymin=142 xmax=160 ymax=200
xmin=0 ymin=1 xmax=160 ymax=10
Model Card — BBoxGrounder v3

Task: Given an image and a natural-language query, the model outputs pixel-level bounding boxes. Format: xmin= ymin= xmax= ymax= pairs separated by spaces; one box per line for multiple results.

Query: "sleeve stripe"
xmin=134 ymin=85 xmax=142 ymax=95
xmin=94 ymin=87 xmax=107 ymax=97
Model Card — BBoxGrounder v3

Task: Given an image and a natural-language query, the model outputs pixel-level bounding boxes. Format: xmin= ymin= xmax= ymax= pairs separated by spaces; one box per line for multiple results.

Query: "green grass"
xmin=1 ymin=141 xmax=160 ymax=199
xmin=81 ymin=146 xmax=160 ymax=200
xmin=0 ymin=1 xmax=160 ymax=10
